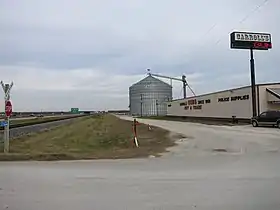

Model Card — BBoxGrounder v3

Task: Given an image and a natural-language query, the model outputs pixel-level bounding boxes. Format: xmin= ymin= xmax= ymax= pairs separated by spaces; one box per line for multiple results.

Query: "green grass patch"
xmin=0 ymin=114 xmax=174 ymax=161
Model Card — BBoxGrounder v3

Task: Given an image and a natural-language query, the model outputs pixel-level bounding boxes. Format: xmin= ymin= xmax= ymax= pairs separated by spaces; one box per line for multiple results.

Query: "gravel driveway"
xmin=117 ymin=115 xmax=280 ymax=157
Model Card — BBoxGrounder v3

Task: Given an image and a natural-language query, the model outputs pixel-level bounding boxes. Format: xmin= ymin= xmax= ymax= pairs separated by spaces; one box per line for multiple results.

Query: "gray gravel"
xmin=118 ymin=115 xmax=280 ymax=157
xmin=1 ymin=116 xmax=280 ymax=210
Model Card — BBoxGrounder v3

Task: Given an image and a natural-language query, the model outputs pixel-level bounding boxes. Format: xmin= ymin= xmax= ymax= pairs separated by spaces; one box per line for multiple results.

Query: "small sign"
xmin=70 ymin=108 xmax=79 ymax=113
xmin=230 ymin=31 xmax=272 ymax=50
xmin=5 ymin=100 xmax=12 ymax=117
xmin=0 ymin=121 xmax=8 ymax=127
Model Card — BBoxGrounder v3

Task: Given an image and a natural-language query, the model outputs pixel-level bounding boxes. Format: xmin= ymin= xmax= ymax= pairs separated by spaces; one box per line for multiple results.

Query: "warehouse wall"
xmin=167 ymin=86 xmax=253 ymax=119
xmin=258 ymin=84 xmax=280 ymax=112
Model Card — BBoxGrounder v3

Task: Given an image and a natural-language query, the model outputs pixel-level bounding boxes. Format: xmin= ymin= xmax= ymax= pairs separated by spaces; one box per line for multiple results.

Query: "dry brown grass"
xmin=0 ymin=114 xmax=175 ymax=161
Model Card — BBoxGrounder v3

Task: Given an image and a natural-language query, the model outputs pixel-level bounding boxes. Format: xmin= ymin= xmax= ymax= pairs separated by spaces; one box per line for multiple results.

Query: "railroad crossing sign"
xmin=1 ymin=81 xmax=13 ymax=101
xmin=5 ymin=100 xmax=12 ymax=117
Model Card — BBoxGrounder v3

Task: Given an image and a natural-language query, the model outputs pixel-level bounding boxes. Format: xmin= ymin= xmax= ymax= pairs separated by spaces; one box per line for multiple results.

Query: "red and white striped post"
xmin=132 ymin=119 xmax=139 ymax=147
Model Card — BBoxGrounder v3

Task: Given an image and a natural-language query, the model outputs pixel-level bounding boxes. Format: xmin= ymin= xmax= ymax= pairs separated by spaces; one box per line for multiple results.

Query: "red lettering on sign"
xmin=253 ymin=42 xmax=272 ymax=49
xmin=187 ymin=99 xmax=197 ymax=105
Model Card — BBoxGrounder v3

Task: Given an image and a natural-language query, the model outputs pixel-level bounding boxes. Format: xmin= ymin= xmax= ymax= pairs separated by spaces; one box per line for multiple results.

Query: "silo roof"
xmin=130 ymin=75 xmax=172 ymax=88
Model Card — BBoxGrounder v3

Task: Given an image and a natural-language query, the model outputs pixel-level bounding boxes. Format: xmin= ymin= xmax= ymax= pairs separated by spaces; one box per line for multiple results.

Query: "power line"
xmin=238 ymin=0 xmax=269 ymax=25
xmin=212 ymin=0 xmax=270 ymax=47
xmin=183 ymin=0 xmax=270 ymax=64
xmin=192 ymin=23 xmax=218 ymax=48
xmin=170 ymin=0 xmax=270 ymax=99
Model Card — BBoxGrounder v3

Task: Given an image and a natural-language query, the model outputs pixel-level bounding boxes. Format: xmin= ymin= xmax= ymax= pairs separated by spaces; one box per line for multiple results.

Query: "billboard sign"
xmin=230 ymin=31 xmax=272 ymax=50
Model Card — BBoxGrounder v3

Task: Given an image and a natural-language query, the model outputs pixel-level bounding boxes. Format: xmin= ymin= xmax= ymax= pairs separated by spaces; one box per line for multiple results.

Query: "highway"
xmin=9 ymin=116 xmax=51 ymax=121
xmin=0 ymin=115 xmax=73 ymax=121
xmin=10 ymin=117 xmax=38 ymax=121
xmin=0 ymin=114 xmax=81 ymax=121
xmin=0 ymin=116 xmax=280 ymax=210
xmin=0 ymin=114 xmax=85 ymax=139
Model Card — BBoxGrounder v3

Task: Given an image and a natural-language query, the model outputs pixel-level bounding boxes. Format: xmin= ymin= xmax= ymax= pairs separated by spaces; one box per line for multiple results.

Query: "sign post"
xmin=249 ymin=48 xmax=257 ymax=118
xmin=1 ymin=81 xmax=13 ymax=153
xmin=132 ymin=119 xmax=139 ymax=147
xmin=230 ymin=31 xmax=272 ymax=117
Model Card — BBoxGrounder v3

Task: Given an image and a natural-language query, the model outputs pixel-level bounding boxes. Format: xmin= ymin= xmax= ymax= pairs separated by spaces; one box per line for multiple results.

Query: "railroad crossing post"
xmin=1 ymin=81 xmax=13 ymax=153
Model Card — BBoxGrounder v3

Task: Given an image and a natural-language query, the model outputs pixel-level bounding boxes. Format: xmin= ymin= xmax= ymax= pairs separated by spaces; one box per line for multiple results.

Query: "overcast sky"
xmin=0 ymin=0 xmax=279 ymax=111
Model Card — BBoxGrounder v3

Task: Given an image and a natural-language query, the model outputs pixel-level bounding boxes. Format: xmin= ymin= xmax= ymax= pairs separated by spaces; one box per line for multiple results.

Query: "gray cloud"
xmin=0 ymin=0 xmax=279 ymax=111
xmin=0 ymin=51 xmax=126 ymax=70
xmin=10 ymin=89 xmax=129 ymax=112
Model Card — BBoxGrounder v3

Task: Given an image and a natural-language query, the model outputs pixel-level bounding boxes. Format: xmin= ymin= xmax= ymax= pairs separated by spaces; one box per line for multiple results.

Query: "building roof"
xmin=171 ymin=82 xmax=280 ymax=102
xmin=130 ymin=75 xmax=172 ymax=88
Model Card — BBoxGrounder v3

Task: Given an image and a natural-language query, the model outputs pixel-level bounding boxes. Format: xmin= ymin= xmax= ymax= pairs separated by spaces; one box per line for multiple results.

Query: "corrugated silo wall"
xmin=129 ymin=76 xmax=172 ymax=116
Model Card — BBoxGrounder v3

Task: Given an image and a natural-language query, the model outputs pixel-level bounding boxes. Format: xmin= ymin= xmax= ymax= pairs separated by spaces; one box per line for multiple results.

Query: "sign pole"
xmin=4 ymin=116 xmax=10 ymax=153
xmin=6 ymin=117 xmax=10 ymax=152
xmin=3 ymin=98 xmax=8 ymax=153
xmin=250 ymin=48 xmax=257 ymax=117
xmin=1 ymin=81 xmax=13 ymax=153
xmin=230 ymin=31 xmax=272 ymax=118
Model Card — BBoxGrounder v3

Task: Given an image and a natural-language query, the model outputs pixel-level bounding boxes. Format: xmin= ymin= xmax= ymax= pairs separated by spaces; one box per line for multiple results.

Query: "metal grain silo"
xmin=129 ymin=75 xmax=172 ymax=116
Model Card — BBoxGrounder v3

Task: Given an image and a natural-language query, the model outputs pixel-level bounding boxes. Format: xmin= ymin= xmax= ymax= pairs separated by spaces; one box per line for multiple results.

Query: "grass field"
xmin=0 ymin=114 xmax=175 ymax=161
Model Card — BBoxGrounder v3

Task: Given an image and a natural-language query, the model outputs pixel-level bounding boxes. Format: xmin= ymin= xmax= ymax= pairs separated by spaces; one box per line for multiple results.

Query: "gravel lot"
xmin=1 ymin=115 xmax=280 ymax=210
xmin=118 ymin=115 xmax=280 ymax=157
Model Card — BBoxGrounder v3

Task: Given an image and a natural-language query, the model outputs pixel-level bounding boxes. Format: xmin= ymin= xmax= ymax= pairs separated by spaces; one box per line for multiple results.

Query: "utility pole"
xmin=1 ymin=81 xmax=13 ymax=153
xmin=182 ymin=75 xmax=187 ymax=99
xmin=140 ymin=94 xmax=143 ymax=117
xmin=156 ymin=100 xmax=159 ymax=116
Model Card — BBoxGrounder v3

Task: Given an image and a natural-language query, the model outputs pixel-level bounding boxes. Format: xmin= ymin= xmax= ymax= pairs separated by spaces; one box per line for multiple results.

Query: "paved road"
xmin=1 ymin=116 xmax=280 ymax=210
